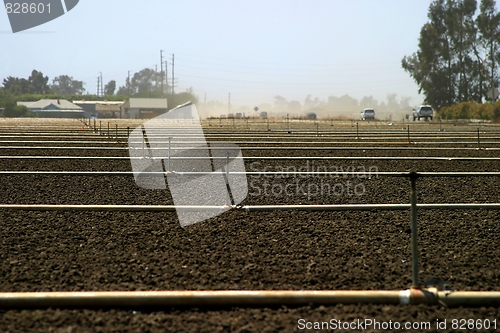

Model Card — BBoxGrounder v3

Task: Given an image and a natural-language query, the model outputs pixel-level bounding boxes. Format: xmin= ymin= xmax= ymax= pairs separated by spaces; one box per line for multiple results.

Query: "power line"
xmin=175 ymin=63 xmax=405 ymax=77
xmin=179 ymin=73 xmax=412 ymax=86
xmin=175 ymin=52 xmax=401 ymax=68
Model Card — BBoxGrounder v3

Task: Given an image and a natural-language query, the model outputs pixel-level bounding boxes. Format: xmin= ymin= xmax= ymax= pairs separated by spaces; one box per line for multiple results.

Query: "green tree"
xmin=477 ymin=0 xmax=500 ymax=99
xmin=50 ymin=75 xmax=85 ymax=95
xmin=2 ymin=76 xmax=30 ymax=95
xmin=403 ymin=0 xmax=500 ymax=111
xmin=116 ymin=68 xmax=164 ymax=97
xmin=28 ymin=70 xmax=50 ymax=94
xmin=402 ymin=0 xmax=456 ymax=109
xmin=116 ymin=77 xmax=131 ymax=96
xmin=104 ymin=80 xmax=116 ymax=96
xmin=2 ymin=70 xmax=50 ymax=95
xmin=131 ymin=68 xmax=158 ymax=96
xmin=451 ymin=0 xmax=483 ymax=102
xmin=2 ymin=102 xmax=34 ymax=117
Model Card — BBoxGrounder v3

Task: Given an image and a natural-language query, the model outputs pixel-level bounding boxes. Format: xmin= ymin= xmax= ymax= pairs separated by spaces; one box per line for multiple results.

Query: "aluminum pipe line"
xmin=0 ymin=290 xmax=403 ymax=308
xmin=0 ymin=146 xmax=499 ymax=151
xmin=240 ymin=204 xmax=500 ymax=211
xmin=0 ymin=203 xmax=499 ymax=212
xmin=1 ymin=156 xmax=500 ymax=161
xmin=4 ymin=138 xmax=500 ymax=144
xmin=1 ymin=171 xmax=500 ymax=177
xmin=0 ymin=290 xmax=500 ymax=308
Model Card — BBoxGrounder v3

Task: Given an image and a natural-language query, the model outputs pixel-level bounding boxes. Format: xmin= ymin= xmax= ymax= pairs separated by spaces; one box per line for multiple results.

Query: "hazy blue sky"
xmin=1 ymin=0 xmax=434 ymax=108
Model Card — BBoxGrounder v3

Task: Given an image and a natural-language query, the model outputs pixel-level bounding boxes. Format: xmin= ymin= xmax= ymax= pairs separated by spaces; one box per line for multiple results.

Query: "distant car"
xmin=306 ymin=112 xmax=317 ymax=120
xmin=227 ymin=113 xmax=234 ymax=118
xmin=235 ymin=112 xmax=242 ymax=119
xmin=220 ymin=114 xmax=227 ymax=119
xmin=260 ymin=111 xmax=268 ymax=118
xmin=413 ymin=105 xmax=433 ymax=121
xmin=360 ymin=108 xmax=375 ymax=120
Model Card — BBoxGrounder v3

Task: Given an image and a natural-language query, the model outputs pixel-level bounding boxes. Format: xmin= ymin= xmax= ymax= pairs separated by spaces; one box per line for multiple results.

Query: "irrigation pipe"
xmin=3 ymin=138 xmax=500 ymax=144
xmin=1 ymin=171 xmax=499 ymax=177
xmin=242 ymin=203 xmax=500 ymax=211
xmin=1 ymin=156 xmax=500 ymax=161
xmin=0 ymin=203 xmax=499 ymax=212
xmin=1 ymin=290 xmax=500 ymax=308
xmin=0 ymin=132 xmax=498 ymax=139
xmin=0 ymin=146 xmax=499 ymax=151
xmin=4 ymin=130 xmax=500 ymax=139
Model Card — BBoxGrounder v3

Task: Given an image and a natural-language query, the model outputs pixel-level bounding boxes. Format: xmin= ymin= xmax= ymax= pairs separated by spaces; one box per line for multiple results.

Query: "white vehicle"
xmin=413 ymin=105 xmax=433 ymax=121
xmin=360 ymin=108 xmax=375 ymax=120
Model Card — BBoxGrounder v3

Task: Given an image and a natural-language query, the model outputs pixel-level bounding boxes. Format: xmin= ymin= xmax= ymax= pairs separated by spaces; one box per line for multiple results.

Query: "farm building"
xmin=73 ymin=101 xmax=124 ymax=118
xmin=120 ymin=98 xmax=168 ymax=119
xmin=17 ymin=99 xmax=84 ymax=118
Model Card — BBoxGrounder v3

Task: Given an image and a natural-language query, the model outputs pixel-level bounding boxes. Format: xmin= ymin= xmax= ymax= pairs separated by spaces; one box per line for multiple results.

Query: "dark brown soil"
xmin=1 ymin=125 xmax=500 ymax=332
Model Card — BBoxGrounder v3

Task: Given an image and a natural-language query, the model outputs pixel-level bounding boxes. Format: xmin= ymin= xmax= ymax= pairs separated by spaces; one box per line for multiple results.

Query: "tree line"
xmin=403 ymin=0 xmax=500 ymax=119
xmin=272 ymin=94 xmax=413 ymax=119
xmin=2 ymin=70 xmax=85 ymax=95
xmin=203 ymin=93 xmax=414 ymax=120
xmin=0 ymin=69 xmax=197 ymax=117
xmin=2 ymin=69 xmax=412 ymax=120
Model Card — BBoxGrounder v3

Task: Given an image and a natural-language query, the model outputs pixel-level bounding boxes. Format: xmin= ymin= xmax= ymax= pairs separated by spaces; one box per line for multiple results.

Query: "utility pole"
xmin=228 ymin=93 xmax=231 ymax=114
xmin=127 ymin=71 xmax=131 ymax=96
xmin=171 ymin=54 xmax=175 ymax=95
xmin=127 ymin=71 xmax=130 ymax=96
xmin=165 ymin=61 xmax=168 ymax=94
xmin=97 ymin=76 xmax=100 ymax=96
xmin=100 ymin=72 xmax=103 ymax=96
xmin=155 ymin=65 xmax=158 ymax=91
xmin=160 ymin=50 xmax=164 ymax=95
